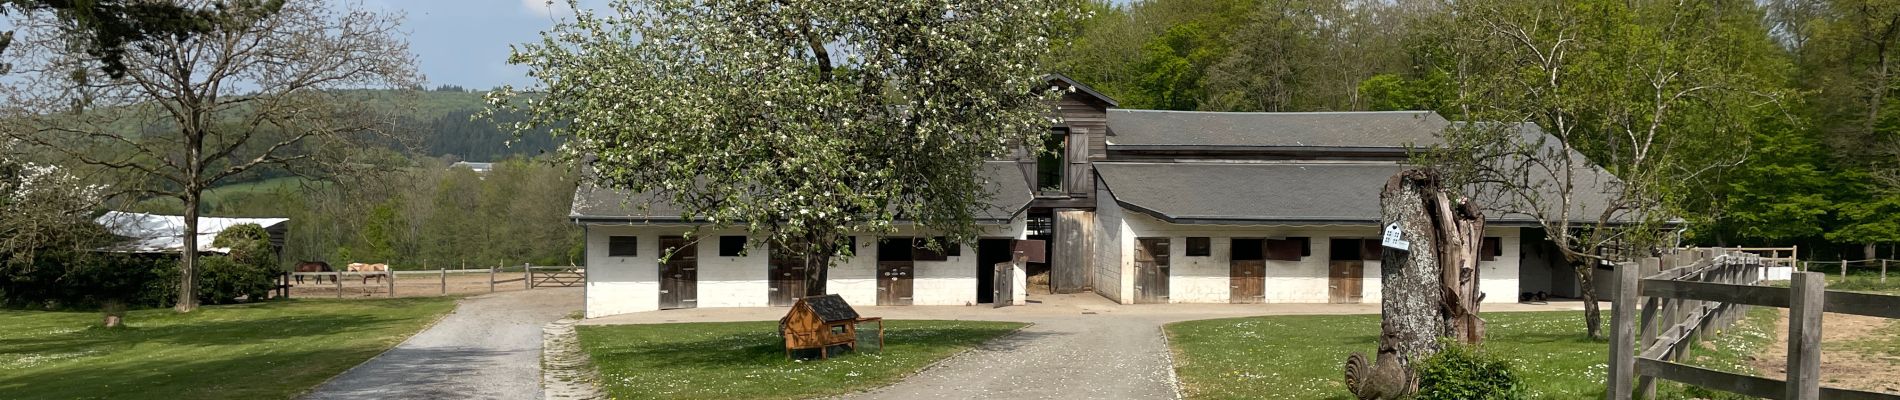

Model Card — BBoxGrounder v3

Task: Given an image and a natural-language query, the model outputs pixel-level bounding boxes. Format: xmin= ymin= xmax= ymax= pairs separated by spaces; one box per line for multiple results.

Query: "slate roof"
xmin=800 ymin=294 xmax=860 ymax=322
xmin=1105 ymin=109 xmax=1449 ymax=148
xmin=1094 ymin=160 xmax=1629 ymax=225
xmin=570 ymin=161 xmax=1032 ymax=223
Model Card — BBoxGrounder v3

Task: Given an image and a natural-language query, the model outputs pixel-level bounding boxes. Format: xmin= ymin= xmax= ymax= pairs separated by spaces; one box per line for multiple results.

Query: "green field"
xmin=576 ymin=320 xmax=1026 ymax=400
xmin=1165 ymin=309 xmax=1779 ymax=400
xmin=0 ymin=297 xmax=456 ymax=399
xmin=133 ymin=176 xmax=324 ymax=217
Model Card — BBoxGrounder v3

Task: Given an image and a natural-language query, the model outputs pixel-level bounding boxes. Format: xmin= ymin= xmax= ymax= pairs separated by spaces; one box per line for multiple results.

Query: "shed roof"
xmin=1105 ymin=109 xmax=1448 ymax=148
xmin=800 ymin=294 xmax=860 ymax=322
xmin=94 ymin=211 xmax=289 ymax=254
xmin=571 ymin=161 xmax=1032 ymax=224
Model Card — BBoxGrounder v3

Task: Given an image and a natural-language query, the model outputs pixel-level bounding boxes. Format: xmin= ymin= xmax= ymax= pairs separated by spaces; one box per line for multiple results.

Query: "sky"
xmin=360 ymin=0 xmax=601 ymax=90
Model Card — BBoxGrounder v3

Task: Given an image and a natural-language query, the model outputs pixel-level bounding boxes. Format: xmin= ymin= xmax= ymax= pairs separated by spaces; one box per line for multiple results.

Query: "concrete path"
xmin=584 ymin=294 xmax=1594 ymax=400
xmin=303 ymin=287 xmax=582 ymax=400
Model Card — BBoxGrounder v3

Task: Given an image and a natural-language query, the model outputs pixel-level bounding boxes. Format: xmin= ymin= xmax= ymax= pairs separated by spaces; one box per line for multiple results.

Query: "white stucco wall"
xmin=1092 ymin=181 xmax=1131 ymax=304
xmin=1092 ymin=207 xmax=1524 ymax=305
xmin=582 ymin=221 xmax=1024 ymax=318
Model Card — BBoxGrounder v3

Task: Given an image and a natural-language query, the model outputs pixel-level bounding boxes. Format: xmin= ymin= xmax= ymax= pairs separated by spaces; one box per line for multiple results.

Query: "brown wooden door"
xmin=1134 ymin=238 xmax=1170 ymax=304
xmin=769 ymin=245 xmax=807 ymax=306
xmin=659 ymin=236 xmax=698 ymax=309
xmin=1329 ymin=261 xmax=1363 ymax=303
xmin=1230 ymin=260 xmax=1265 ymax=303
xmin=877 ymin=261 xmax=914 ymax=305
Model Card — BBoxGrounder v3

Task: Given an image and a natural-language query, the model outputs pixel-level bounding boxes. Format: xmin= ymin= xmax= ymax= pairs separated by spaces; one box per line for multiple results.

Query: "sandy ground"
xmin=1752 ymin=310 xmax=1900 ymax=394
xmin=300 ymin=287 xmax=582 ymax=400
xmin=584 ymin=294 xmax=1595 ymax=400
xmin=283 ymin=272 xmax=556 ymax=299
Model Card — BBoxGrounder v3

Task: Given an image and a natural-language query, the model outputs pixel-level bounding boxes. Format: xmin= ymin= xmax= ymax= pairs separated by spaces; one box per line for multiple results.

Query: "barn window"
xmin=1036 ymin=128 xmax=1068 ymax=192
xmin=1186 ymin=237 xmax=1211 ymax=257
xmin=608 ymin=236 xmax=638 ymax=257
xmin=1481 ymin=237 xmax=1502 ymax=261
xmin=719 ymin=236 xmax=747 ymax=257
xmin=1232 ymin=239 xmax=1265 ymax=261
xmin=1264 ymin=237 xmax=1308 ymax=261
xmin=912 ymin=237 xmax=951 ymax=261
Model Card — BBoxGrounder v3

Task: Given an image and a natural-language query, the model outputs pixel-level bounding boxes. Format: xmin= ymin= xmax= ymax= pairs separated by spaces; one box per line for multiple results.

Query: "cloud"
xmin=520 ymin=0 xmax=571 ymax=17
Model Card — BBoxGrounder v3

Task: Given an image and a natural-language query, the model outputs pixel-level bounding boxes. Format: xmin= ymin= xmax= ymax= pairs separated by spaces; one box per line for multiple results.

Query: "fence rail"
xmin=279 ymin=264 xmax=586 ymax=298
xmin=1607 ymin=248 xmax=1900 ymax=400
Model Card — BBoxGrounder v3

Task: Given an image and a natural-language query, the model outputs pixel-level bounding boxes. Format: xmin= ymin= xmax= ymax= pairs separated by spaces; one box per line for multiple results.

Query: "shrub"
xmin=197 ymin=223 xmax=278 ymax=304
xmin=1415 ymin=343 xmax=1525 ymax=400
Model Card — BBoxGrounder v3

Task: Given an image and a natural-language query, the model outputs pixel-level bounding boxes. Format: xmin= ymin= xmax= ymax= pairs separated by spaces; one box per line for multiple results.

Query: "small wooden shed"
xmin=778 ymin=294 xmax=883 ymax=359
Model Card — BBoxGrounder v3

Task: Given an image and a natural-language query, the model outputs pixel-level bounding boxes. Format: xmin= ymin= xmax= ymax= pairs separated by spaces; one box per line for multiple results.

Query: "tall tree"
xmin=0 ymin=0 xmax=419 ymax=312
xmin=496 ymin=0 xmax=1077 ymax=296
xmin=1423 ymin=0 xmax=1792 ymax=338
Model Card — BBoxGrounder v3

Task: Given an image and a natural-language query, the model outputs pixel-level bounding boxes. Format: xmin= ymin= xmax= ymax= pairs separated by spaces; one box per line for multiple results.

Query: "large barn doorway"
xmin=658 ymin=236 xmax=699 ymax=309
xmin=768 ymin=243 xmax=808 ymax=307
xmin=1134 ymin=237 xmax=1170 ymax=304
xmin=976 ymin=238 xmax=1014 ymax=304
xmin=1328 ymin=238 xmax=1366 ymax=304
xmin=876 ymin=238 xmax=915 ymax=306
xmin=1230 ymin=238 xmax=1266 ymax=303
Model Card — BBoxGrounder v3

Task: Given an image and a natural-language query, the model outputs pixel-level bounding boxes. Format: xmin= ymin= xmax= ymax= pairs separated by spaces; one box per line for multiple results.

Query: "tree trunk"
xmin=176 ymin=190 xmax=201 ymax=312
xmin=1576 ymin=261 xmax=1602 ymax=339
xmin=1344 ymin=169 xmax=1487 ymax=400
xmin=1866 ymin=242 xmax=1877 ymax=263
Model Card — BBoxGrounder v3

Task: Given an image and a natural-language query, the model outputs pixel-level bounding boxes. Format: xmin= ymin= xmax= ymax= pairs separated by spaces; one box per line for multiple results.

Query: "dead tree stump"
xmin=1344 ymin=168 xmax=1487 ymax=399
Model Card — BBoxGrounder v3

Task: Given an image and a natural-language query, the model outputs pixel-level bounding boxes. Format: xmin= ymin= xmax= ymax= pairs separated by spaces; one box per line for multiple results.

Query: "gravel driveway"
xmin=302 ymin=287 xmax=581 ymax=400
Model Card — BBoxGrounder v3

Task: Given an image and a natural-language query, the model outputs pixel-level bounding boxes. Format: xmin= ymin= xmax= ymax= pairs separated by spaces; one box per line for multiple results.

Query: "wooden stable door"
xmin=1230 ymin=260 xmax=1265 ymax=303
xmin=658 ymin=236 xmax=699 ymax=309
xmin=877 ymin=262 xmax=914 ymax=306
xmin=768 ymin=246 xmax=808 ymax=307
xmin=1328 ymin=261 xmax=1364 ymax=303
xmin=1134 ymin=238 xmax=1170 ymax=304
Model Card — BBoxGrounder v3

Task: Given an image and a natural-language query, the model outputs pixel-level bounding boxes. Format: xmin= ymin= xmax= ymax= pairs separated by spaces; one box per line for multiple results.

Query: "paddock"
xmin=281 ymin=265 xmax=583 ymax=298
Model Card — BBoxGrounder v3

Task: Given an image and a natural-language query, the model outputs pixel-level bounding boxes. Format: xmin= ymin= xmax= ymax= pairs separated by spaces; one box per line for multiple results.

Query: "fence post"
xmin=1787 ymin=272 xmax=1824 ymax=400
xmin=1882 ymin=259 xmax=1889 ymax=283
xmin=440 ymin=268 xmax=447 ymax=295
xmin=1607 ymin=262 xmax=1639 ymax=400
xmin=524 ymin=263 xmax=532 ymax=290
xmin=1842 ymin=260 xmax=1848 ymax=278
xmin=388 ymin=269 xmax=397 ymax=297
xmin=489 ymin=266 xmax=496 ymax=293
xmin=336 ymin=270 xmax=344 ymax=298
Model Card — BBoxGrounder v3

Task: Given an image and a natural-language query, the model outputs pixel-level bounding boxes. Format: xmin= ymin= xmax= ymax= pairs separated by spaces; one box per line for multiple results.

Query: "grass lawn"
xmin=1166 ymin=309 xmax=1779 ymax=400
xmin=576 ymin=319 xmax=1026 ymax=400
xmin=0 ymin=297 xmax=456 ymax=399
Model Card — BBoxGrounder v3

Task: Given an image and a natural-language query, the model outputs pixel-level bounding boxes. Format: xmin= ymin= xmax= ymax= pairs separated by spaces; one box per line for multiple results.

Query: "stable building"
xmin=573 ymin=75 xmax=1618 ymax=318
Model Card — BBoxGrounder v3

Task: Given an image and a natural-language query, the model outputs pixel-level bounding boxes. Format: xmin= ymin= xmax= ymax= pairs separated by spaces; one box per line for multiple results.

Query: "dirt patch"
xmin=1751 ymin=309 xmax=1900 ymax=394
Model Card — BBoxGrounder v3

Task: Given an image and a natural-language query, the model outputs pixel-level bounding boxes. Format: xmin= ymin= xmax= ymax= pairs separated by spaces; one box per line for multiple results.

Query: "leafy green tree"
xmin=1422 ymin=0 xmax=1794 ymax=339
xmin=495 ymin=0 xmax=1079 ymax=295
xmin=0 ymin=0 xmax=420 ymax=312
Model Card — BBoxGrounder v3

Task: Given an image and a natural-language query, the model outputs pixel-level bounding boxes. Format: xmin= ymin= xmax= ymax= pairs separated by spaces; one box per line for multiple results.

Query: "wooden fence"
xmin=281 ymin=265 xmax=584 ymax=298
xmin=1607 ymin=249 xmax=1900 ymax=400
xmin=528 ymin=265 xmax=585 ymax=288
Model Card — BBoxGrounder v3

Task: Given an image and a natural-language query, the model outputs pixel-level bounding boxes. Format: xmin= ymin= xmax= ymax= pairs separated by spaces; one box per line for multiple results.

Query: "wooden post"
xmin=336 ymin=271 xmax=345 ymax=298
xmin=524 ymin=263 xmax=532 ymax=290
xmin=1842 ymin=260 xmax=1848 ymax=278
xmin=387 ymin=269 xmax=397 ymax=297
xmin=1786 ymin=272 xmax=1823 ymax=400
xmin=440 ymin=268 xmax=447 ymax=295
xmin=489 ymin=266 xmax=496 ymax=293
xmin=1882 ymin=259 xmax=1888 ymax=284
xmin=1607 ymin=261 xmax=1639 ymax=400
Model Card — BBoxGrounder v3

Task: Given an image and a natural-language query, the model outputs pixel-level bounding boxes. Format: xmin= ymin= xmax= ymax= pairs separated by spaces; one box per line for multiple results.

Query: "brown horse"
xmin=294 ymin=261 xmax=333 ymax=284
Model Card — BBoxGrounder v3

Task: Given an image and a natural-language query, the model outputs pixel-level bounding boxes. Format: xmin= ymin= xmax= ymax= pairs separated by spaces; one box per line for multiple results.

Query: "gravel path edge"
xmin=542 ymin=317 xmax=606 ymax=400
xmin=292 ymin=297 xmax=464 ymax=399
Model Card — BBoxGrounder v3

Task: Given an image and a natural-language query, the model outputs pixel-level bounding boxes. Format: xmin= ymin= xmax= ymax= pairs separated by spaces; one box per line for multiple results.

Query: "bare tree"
xmin=1421 ymin=0 xmax=1790 ymax=339
xmin=0 ymin=0 xmax=419 ymax=312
